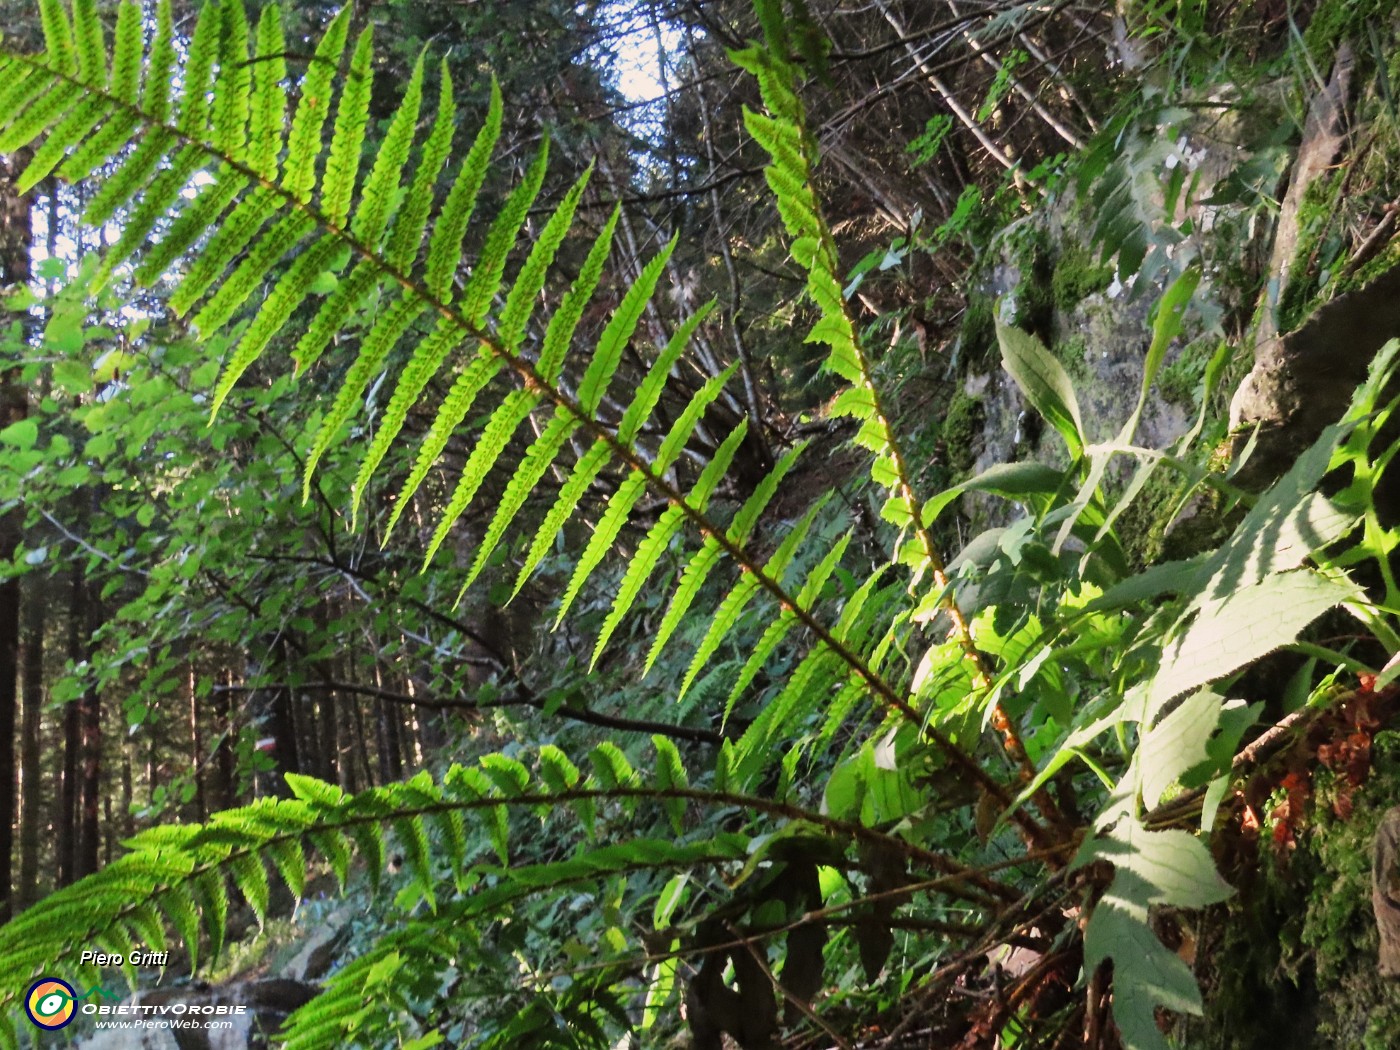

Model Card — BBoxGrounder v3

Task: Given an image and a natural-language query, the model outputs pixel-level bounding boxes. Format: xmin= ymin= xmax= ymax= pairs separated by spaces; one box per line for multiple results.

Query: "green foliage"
xmin=3 ymin=2 xmax=1400 ymax=1048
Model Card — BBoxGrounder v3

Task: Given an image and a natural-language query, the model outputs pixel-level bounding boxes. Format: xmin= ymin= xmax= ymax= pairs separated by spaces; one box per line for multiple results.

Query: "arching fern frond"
xmin=0 ymin=743 xmax=1000 ymax=1045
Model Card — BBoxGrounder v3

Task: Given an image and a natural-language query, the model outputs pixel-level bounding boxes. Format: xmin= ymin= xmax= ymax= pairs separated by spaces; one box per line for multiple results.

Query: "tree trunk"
xmin=75 ymin=585 xmax=100 ymax=879
xmin=186 ymin=664 xmax=205 ymax=822
xmin=17 ymin=573 xmax=44 ymax=908
xmin=209 ymin=671 xmax=234 ymax=810
xmin=0 ymin=151 xmax=33 ymax=919
xmin=57 ymin=569 xmax=82 ymax=887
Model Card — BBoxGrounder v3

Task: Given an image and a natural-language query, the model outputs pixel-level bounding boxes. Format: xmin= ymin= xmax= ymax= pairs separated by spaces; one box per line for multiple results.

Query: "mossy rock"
xmin=941 ymin=390 xmax=985 ymax=474
xmin=1051 ymin=243 xmax=1114 ymax=312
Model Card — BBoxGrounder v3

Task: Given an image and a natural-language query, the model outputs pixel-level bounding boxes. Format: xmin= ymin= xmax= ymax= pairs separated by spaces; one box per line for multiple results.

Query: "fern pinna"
xmin=0 ymin=0 xmax=1374 ymax=1046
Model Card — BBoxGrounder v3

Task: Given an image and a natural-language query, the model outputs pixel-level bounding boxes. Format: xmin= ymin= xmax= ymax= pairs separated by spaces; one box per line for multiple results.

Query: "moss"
xmin=1158 ymin=338 xmax=1216 ymax=408
xmin=1051 ymin=243 xmax=1114 ymax=311
xmin=1007 ymin=224 xmax=1054 ymax=335
xmin=959 ymin=292 xmax=996 ymax=365
xmin=1277 ymin=170 xmax=1345 ymax=332
xmin=1196 ymin=731 xmax=1400 ymax=1050
xmin=941 ymin=390 xmax=984 ymax=474
xmin=1304 ymin=0 xmax=1388 ymax=55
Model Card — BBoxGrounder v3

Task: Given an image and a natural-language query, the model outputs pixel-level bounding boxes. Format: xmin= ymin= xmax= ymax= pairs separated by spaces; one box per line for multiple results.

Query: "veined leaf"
xmin=996 ymin=320 xmax=1085 ymax=459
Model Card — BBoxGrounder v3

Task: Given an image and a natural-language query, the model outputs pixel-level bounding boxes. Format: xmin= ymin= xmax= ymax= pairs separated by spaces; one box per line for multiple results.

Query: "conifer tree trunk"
xmin=17 ymin=574 xmax=43 ymax=908
xmin=76 ymin=587 xmax=100 ymax=879
xmin=0 ymin=151 xmax=33 ymax=919
xmin=57 ymin=569 xmax=82 ymax=886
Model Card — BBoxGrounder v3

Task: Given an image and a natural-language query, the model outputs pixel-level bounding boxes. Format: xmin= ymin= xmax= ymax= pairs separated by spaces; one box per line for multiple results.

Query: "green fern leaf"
xmin=282 ymin=5 xmax=351 ymax=203
xmin=535 ymin=205 xmax=620 ymax=382
xmin=196 ymin=210 xmax=316 ymax=338
xmin=497 ymin=166 xmax=592 ymax=351
xmin=678 ymin=497 xmax=827 ymax=703
xmin=459 ymin=139 xmax=550 ymax=326
xmin=348 ymin=54 xmax=425 ymax=248
xmin=723 ymin=531 xmax=850 ymax=726
xmin=175 ymin=0 xmax=222 ymax=135
xmin=144 ymin=0 xmax=176 ymax=122
xmin=381 ymin=62 xmax=454 ymax=269
xmin=393 ymin=816 xmax=436 ymax=911
xmin=168 ymin=186 xmax=278 ymax=315
xmin=37 ymin=0 xmax=76 ymax=75
xmin=17 ymin=96 xmax=110 ymax=190
xmin=512 ymin=439 xmax=613 ymax=596
xmin=82 ymin=127 xmax=181 ymax=228
xmin=461 ymin=409 xmax=578 ymax=590
xmin=424 ymin=387 xmax=543 ymax=566
xmin=345 ymin=821 xmax=385 ymax=893
xmin=537 ymin=744 xmax=581 ymax=792
xmin=194 ymin=870 xmax=230 ymax=962
xmin=735 ymin=646 xmax=843 ymax=784
xmin=289 ymin=259 xmax=378 ymax=375
xmin=309 ymin=829 xmax=353 ymax=890
xmin=618 ymin=301 xmax=716 ymax=447
xmin=130 ymin=168 xmax=248 ymax=287
xmin=424 ymin=76 xmax=502 ymax=301
xmin=577 ymin=234 xmax=678 ymax=415
xmin=0 ymin=71 xmax=51 ymax=136
xmin=652 ymin=363 xmax=738 ymax=473
xmin=588 ymin=741 xmax=636 ymax=789
xmin=0 ymin=81 xmax=84 ymax=155
xmin=319 ymin=28 xmax=375 ymax=227
xmin=211 ymin=0 xmax=251 ymax=161
xmin=303 ymin=292 xmax=428 ymax=496
xmin=555 ymin=471 xmax=649 ymax=625
xmin=90 ymin=145 xmax=206 ymax=287
xmin=224 ymin=236 xmax=346 ymax=397
xmin=228 ymin=852 xmax=271 ymax=926
xmin=645 ymin=540 xmax=723 ymax=675
xmin=352 ymin=317 xmax=471 ymax=523
xmin=384 ymin=347 xmax=503 ymax=540
xmin=266 ymin=838 xmax=307 ymax=902
xmin=591 ymin=422 xmax=749 ymax=664
xmin=651 ymin=735 xmax=688 ymax=833
xmin=727 ymin=440 xmax=806 ymax=543
xmin=248 ymin=4 xmax=286 ymax=178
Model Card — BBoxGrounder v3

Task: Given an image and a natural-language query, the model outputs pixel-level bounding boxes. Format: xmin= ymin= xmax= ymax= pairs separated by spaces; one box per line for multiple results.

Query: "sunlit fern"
xmin=0 ymin=0 xmax=1037 ymax=1043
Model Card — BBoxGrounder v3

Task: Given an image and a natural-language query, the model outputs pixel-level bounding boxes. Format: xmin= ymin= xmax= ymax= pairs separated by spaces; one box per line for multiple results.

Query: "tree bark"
xmin=75 ymin=582 xmax=100 ymax=879
xmin=0 ymin=151 xmax=33 ymax=919
xmin=57 ymin=568 xmax=82 ymax=887
xmin=17 ymin=573 xmax=43 ymax=908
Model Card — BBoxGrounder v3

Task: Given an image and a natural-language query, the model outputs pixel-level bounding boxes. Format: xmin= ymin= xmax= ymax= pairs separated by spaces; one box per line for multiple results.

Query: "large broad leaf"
xmin=1139 ymin=689 xmax=1224 ymax=811
xmin=1148 ymin=569 xmax=1359 ymax=718
xmin=996 ymin=320 xmax=1084 ymax=459
xmin=1190 ymin=419 xmax=1358 ymax=605
xmin=1080 ymin=818 xmax=1234 ymax=1050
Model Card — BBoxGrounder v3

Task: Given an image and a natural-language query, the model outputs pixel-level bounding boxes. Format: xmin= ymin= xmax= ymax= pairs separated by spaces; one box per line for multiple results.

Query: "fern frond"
xmin=211 ymin=0 xmax=251 ymax=162
xmin=319 ymin=28 xmax=375 ymax=227
xmin=591 ymin=421 xmax=750 ymax=665
xmin=248 ymin=5 xmax=286 ymax=178
xmin=282 ymin=5 xmax=350 ymax=202
xmin=423 ymin=386 xmax=544 ymax=565
xmin=678 ymin=496 xmax=830 ymax=704
xmin=424 ymin=76 xmax=503 ymax=301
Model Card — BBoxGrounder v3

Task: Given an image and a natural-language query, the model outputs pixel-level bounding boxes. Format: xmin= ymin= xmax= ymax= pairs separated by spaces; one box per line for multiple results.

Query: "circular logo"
xmin=25 ymin=978 xmax=77 ymax=1030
